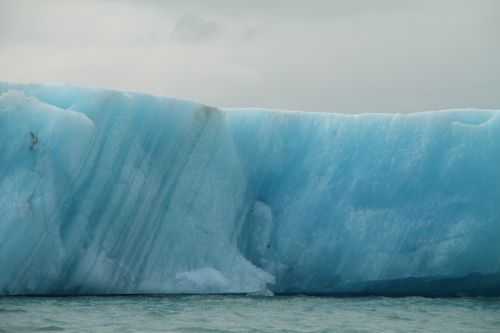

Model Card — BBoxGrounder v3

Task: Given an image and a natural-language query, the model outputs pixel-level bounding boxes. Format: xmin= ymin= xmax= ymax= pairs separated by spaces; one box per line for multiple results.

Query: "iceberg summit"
xmin=1 ymin=82 xmax=499 ymax=297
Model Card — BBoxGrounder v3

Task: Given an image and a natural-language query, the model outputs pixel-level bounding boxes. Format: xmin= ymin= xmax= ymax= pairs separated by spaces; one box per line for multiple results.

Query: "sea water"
xmin=1 ymin=296 xmax=499 ymax=332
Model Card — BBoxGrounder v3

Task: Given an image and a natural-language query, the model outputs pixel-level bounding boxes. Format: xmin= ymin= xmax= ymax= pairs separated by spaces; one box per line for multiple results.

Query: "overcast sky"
xmin=1 ymin=0 xmax=499 ymax=113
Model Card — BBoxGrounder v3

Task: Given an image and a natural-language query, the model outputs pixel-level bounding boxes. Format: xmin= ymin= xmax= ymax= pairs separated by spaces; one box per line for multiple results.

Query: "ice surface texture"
xmin=1 ymin=82 xmax=499 ymax=296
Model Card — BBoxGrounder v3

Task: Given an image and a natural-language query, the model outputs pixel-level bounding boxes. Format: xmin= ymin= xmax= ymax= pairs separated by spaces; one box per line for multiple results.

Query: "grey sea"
xmin=1 ymin=296 xmax=499 ymax=333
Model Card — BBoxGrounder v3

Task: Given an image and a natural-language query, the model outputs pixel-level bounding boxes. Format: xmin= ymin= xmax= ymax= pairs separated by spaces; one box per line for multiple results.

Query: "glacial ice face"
xmin=0 ymin=83 xmax=272 ymax=295
xmin=1 ymin=82 xmax=499 ymax=296
xmin=225 ymin=109 xmax=500 ymax=294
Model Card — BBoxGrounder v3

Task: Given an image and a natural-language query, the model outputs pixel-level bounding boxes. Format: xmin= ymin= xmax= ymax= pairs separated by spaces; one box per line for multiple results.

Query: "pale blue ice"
xmin=0 ymin=82 xmax=499 ymax=296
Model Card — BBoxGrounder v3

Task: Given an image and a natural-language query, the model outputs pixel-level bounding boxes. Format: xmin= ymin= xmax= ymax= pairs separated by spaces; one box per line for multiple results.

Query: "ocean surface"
xmin=0 ymin=296 xmax=500 ymax=333
xmin=1 ymin=296 xmax=499 ymax=333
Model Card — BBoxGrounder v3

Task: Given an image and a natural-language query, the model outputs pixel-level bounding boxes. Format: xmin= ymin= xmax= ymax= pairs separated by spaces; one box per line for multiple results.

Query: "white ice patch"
xmin=175 ymin=268 xmax=230 ymax=293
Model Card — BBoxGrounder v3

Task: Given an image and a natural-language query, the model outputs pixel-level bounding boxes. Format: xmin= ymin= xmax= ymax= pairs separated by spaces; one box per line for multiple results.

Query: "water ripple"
xmin=1 ymin=296 xmax=499 ymax=333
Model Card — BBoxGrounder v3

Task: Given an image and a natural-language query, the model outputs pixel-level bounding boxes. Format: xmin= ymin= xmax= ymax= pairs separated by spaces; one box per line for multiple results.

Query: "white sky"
xmin=1 ymin=0 xmax=499 ymax=113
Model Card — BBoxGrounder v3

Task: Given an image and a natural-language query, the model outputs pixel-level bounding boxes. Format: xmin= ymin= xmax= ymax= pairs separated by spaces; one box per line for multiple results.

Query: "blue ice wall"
xmin=1 ymin=82 xmax=499 ymax=296
xmin=225 ymin=109 xmax=500 ymax=294
xmin=0 ymin=83 xmax=271 ymax=295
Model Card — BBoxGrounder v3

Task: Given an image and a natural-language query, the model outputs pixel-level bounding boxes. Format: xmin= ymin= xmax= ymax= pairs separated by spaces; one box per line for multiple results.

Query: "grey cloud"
xmin=110 ymin=0 xmax=410 ymax=20
xmin=170 ymin=14 xmax=220 ymax=43
xmin=0 ymin=0 xmax=499 ymax=113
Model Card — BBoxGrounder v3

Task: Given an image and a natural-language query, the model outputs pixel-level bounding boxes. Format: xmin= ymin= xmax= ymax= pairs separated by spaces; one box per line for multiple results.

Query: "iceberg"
xmin=0 ymin=82 xmax=499 ymax=296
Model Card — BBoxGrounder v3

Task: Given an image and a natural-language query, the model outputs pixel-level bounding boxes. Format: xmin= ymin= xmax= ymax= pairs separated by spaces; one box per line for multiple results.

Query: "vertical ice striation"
xmin=0 ymin=82 xmax=499 ymax=296
xmin=0 ymin=83 xmax=272 ymax=295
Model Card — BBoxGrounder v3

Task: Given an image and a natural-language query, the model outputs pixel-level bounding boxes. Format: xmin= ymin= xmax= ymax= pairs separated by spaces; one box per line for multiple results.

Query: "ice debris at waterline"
xmin=1 ymin=82 xmax=500 ymax=297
